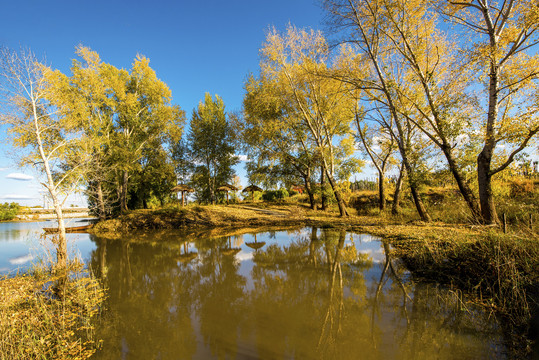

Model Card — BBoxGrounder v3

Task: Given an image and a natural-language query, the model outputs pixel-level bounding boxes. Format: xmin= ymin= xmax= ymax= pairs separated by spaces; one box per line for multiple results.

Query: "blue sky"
xmin=0 ymin=0 xmax=327 ymax=206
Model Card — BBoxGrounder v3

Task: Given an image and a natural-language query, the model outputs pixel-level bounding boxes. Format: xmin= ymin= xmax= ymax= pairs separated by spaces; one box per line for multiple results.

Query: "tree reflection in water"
xmin=89 ymin=228 xmax=505 ymax=359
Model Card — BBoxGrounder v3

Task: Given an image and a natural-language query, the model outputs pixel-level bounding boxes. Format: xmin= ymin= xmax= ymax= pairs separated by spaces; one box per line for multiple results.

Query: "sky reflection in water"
xmin=0 ymin=223 xmax=506 ymax=359
xmin=88 ymin=228 xmax=505 ymax=360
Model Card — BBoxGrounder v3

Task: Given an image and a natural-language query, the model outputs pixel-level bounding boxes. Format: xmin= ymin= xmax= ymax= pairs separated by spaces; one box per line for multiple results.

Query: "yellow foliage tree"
xmin=258 ymin=25 xmax=360 ymax=217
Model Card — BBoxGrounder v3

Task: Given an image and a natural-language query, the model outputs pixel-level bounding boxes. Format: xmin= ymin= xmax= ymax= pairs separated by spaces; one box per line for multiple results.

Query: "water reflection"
xmin=89 ymin=228 xmax=505 ymax=359
xmin=0 ymin=221 xmax=93 ymax=274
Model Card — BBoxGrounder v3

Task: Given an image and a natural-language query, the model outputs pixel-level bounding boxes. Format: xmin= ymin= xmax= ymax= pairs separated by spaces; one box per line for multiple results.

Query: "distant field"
xmin=16 ymin=207 xmax=90 ymax=220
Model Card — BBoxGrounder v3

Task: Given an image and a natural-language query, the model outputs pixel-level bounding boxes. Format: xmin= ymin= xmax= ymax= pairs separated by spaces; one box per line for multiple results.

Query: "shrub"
xmin=349 ymin=191 xmax=379 ymax=213
xmin=262 ymin=188 xmax=289 ymax=201
xmin=0 ymin=202 xmax=20 ymax=221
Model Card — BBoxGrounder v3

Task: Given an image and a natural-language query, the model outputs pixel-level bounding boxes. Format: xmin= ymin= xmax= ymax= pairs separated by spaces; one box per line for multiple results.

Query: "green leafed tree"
xmin=242 ymin=74 xmax=320 ymax=209
xmin=189 ymin=93 xmax=239 ymax=204
xmin=111 ymin=54 xmax=185 ymax=211
xmin=45 ymin=46 xmax=185 ymax=215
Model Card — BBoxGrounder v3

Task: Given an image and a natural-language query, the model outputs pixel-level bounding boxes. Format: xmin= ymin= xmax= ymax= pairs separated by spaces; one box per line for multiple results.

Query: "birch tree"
xmin=0 ymin=47 xmax=86 ymax=270
xmin=438 ymin=0 xmax=539 ymax=224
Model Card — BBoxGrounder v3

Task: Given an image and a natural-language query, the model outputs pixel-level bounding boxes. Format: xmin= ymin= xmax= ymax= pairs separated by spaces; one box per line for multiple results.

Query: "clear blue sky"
xmin=0 ymin=0 xmax=327 ymax=206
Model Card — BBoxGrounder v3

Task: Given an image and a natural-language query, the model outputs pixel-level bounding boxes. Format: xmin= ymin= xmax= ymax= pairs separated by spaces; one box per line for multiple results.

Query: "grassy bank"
xmin=0 ymin=264 xmax=105 ymax=359
xmin=90 ymin=202 xmax=392 ymax=233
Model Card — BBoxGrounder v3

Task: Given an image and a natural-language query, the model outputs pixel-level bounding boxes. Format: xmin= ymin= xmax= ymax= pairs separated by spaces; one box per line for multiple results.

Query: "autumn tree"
xmin=343 ymin=0 xmax=484 ymax=220
xmin=189 ymin=93 xmax=238 ymax=204
xmin=355 ymin=0 xmax=485 ymax=220
xmin=44 ymin=47 xmax=117 ymax=220
xmin=325 ymin=10 xmax=432 ymax=221
xmin=258 ymin=26 xmax=361 ymax=217
xmin=242 ymin=74 xmax=320 ymax=209
xmin=326 ymin=0 xmax=539 ymax=224
xmin=437 ymin=0 xmax=539 ymax=224
xmin=45 ymin=47 xmax=184 ymax=214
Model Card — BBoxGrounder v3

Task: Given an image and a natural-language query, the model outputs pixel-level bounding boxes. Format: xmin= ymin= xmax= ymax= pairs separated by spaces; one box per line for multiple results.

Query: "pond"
xmin=0 ymin=221 xmax=507 ymax=359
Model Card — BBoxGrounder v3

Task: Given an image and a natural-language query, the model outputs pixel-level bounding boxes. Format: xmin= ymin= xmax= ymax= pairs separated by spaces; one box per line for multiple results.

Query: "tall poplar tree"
xmin=189 ymin=93 xmax=238 ymax=204
xmin=325 ymin=0 xmax=539 ymax=224
xmin=439 ymin=0 xmax=539 ymax=224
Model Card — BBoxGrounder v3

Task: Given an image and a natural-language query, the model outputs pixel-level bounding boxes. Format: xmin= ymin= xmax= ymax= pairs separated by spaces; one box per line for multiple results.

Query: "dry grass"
xmin=0 ymin=264 xmax=105 ymax=359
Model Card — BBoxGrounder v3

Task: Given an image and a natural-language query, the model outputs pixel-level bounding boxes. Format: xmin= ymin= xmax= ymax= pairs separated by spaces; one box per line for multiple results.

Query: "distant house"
xmin=290 ymin=185 xmax=304 ymax=194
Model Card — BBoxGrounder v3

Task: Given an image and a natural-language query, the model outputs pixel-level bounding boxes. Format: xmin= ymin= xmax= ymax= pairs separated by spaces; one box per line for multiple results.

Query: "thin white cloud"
xmin=235 ymin=251 xmax=254 ymax=262
xmin=9 ymin=254 xmax=34 ymax=265
xmin=358 ymin=249 xmax=385 ymax=264
xmin=363 ymin=159 xmax=374 ymax=166
xmin=0 ymin=167 xmax=8 ymax=171
xmin=237 ymin=154 xmax=249 ymax=162
xmin=6 ymin=173 xmax=34 ymax=181
xmin=0 ymin=194 xmax=35 ymax=200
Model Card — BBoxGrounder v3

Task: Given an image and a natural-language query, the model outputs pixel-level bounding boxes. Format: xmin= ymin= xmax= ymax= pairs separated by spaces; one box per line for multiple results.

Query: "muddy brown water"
xmin=1 ymin=223 xmax=506 ymax=359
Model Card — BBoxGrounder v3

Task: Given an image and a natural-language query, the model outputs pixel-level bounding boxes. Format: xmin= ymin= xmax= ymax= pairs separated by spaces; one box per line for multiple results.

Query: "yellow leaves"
xmin=250 ymin=24 xmax=358 ymax=182
xmin=261 ymin=25 xmax=329 ymax=78
xmin=513 ymin=0 xmax=539 ymax=29
xmin=0 ymin=271 xmax=105 ymax=359
xmin=339 ymin=135 xmax=356 ymax=156
xmin=75 ymin=45 xmax=102 ymax=69
xmin=500 ymin=52 xmax=539 ymax=90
